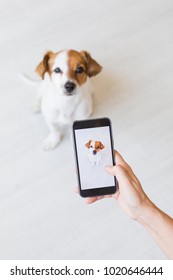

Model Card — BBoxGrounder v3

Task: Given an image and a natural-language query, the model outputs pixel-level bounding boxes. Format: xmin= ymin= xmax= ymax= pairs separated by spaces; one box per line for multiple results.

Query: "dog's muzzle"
xmin=93 ymin=150 xmax=97 ymax=155
xmin=64 ymin=81 xmax=76 ymax=95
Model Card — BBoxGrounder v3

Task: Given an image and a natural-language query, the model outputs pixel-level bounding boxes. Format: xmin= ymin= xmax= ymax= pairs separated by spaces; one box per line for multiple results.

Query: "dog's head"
xmin=35 ymin=50 xmax=102 ymax=96
xmin=85 ymin=140 xmax=105 ymax=155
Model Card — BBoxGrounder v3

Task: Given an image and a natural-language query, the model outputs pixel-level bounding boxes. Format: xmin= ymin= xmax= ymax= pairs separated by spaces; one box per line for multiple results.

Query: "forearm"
xmin=137 ymin=198 xmax=173 ymax=259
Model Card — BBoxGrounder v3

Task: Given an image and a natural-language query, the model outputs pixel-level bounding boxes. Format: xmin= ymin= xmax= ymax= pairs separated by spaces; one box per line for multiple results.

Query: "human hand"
xmin=86 ymin=151 xmax=149 ymax=221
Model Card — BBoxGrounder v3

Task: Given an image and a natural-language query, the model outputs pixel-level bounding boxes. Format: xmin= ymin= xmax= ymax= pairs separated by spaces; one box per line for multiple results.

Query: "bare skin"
xmin=82 ymin=151 xmax=173 ymax=259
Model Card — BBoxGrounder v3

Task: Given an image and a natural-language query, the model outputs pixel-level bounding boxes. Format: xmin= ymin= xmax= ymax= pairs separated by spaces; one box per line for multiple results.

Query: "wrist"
xmin=135 ymin=196 xmax=173 ymax=259
xmin=136 ymin=197 xmax=159 ymax=226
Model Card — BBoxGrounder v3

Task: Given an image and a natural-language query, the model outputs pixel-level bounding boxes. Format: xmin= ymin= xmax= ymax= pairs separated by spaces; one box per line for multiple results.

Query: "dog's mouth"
xmin=64 ymin=90 xmax=76 ymax=96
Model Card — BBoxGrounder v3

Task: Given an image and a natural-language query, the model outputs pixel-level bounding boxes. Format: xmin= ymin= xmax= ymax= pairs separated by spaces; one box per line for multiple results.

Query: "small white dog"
xmin=34 ymin=49 xmax=102 ymax=150
xmin=85 ymin=140 xmax=105 ymax=166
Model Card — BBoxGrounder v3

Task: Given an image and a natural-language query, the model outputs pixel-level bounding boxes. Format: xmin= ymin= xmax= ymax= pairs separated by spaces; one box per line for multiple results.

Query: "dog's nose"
xmin=64 ymin=81 xmax=76 ymax=93
xmin=93 ymin=150 xmax=97 ymax=155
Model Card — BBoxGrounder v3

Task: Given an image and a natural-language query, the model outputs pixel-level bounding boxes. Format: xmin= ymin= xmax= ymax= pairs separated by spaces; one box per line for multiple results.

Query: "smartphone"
xmin=72 ymin=117 xmax=116 ymax=197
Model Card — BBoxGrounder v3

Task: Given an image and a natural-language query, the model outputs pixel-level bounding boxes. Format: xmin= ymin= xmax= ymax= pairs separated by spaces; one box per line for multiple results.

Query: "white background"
xmin=0 ymin=0 xmax=173 ymax=260
xmin=75 ymin=126 xmax=115 ymax=189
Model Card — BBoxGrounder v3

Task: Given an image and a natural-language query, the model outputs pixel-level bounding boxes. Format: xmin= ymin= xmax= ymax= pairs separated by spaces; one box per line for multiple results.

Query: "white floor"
xmin=0 ymin=0 xmax=173 ymax=259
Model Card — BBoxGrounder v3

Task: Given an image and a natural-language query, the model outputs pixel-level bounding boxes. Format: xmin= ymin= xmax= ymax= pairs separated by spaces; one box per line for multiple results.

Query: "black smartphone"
xmin=72 ymin=117 xmax=116 ymax=197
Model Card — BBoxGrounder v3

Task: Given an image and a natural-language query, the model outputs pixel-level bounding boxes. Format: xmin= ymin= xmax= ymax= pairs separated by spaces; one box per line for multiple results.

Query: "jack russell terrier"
xmin=34 ymin=50 xmax=102 ymax=150
xmin=85 ymin=140 xmax=105 ymax=166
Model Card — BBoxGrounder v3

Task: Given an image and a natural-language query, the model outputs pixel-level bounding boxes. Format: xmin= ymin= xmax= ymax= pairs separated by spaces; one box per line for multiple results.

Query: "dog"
xmin=85 ymin=140 xmax=105 ymax=166
xmin=34 ymin=50 xmax=102 ymax=150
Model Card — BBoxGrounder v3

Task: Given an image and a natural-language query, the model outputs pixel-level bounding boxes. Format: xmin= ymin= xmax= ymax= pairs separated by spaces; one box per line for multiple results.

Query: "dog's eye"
xmin=54 ymin=67 xmax=61 ymax=74
xmin=90 ymin=145 xmax=93 ymax=148
xmin=76 ymin=66 xmax=84 ymax=74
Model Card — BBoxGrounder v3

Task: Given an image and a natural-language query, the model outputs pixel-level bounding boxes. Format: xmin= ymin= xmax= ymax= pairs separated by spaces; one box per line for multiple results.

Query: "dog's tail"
xmin=18 ymin=73 xmax=39 ymax=86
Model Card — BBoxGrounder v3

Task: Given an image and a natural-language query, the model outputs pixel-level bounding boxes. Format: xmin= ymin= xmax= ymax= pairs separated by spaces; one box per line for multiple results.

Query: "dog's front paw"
xmin=42 ymin=134 xmax=61 ymax=151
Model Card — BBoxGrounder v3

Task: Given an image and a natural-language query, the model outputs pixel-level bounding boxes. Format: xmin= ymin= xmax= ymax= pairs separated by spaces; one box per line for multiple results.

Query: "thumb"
xmin=105 ymin=165 xmax=128 ymax=184
xmin=105 ymin=165 xmax=116 ymax=176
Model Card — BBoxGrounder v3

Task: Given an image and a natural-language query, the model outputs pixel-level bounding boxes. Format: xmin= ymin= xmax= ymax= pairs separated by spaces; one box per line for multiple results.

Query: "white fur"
xmin=88 ymin=152 xmax=101 ymax=166
xmin=34 ymin=51 xmax=93 ymax=150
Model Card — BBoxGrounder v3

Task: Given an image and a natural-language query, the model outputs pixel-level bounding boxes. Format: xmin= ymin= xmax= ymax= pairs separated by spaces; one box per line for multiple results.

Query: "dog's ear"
xmin=80 ymin=51 xmax=102 ymax=77
xmin=85 ymin=140 xmax=91 ymax=149
xmin=35 ymin=51 xmax=54 ymax=79
xmin=99 ymin=142 xmax=105 ymax=149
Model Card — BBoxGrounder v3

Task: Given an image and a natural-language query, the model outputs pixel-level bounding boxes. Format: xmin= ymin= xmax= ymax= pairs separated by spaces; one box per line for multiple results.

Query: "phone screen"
xmin=73 ymin=118 xmax=116 ymax=197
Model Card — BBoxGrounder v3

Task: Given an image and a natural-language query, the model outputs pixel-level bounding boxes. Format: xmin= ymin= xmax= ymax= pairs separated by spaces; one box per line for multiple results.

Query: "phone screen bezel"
xmin=72 ymin=117 xmax=116 ymax=197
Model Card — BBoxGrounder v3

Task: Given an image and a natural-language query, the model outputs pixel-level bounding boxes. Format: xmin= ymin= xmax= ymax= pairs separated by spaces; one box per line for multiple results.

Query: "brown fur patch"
xmin=35 ymin=50 xmax=102 ymax=82
xmin=68 ymin=50 xmax=102 ymax=85
xmin=95 ymin=141 xmax=105 ymax=151
xmin=80 ymin=51 xmax=102 ymax=77
xmin=85 ymin=140 xmax=92 ymax=149
xmin=67 ymin=50 xmax=88 ymax=86
xmin=35 ymin=51 xmax=56 ymax=79
xmin=85 ymin=140 xmax=105 ymax=151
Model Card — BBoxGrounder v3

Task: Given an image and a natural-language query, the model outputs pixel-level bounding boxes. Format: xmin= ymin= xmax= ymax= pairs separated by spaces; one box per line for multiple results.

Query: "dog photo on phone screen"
xmin=85 ymin=140 xmax=105 ymax=166
xmin=75 ymin=127 xmax=114 ymax=190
